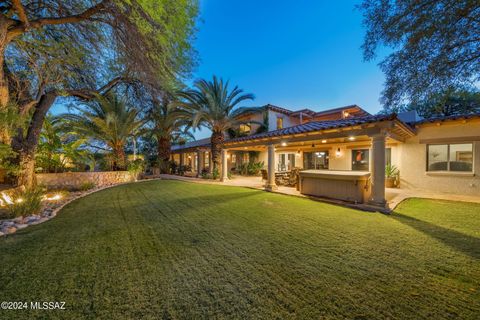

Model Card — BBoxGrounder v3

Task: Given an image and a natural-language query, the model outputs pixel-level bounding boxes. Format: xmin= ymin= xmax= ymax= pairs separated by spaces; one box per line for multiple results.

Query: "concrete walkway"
xmin=157 ymin=174 xmax=480 ymax=211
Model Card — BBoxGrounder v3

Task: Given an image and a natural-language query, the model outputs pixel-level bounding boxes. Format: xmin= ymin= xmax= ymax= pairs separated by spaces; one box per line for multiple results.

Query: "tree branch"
xmin=7 ymin=1 xmax=106 ymax=41
xmin=12 ymin=0 xmax=29 ymax=28
xmin=64 ymin=76 xmax=129 ymax=100
xmin=29 ymin=2 xmax=106 ymax=28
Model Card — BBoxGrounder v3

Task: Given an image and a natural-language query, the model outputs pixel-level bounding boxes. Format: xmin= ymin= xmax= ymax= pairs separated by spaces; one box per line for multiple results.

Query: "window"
xmin=352 ymin=149 xmax=370 ymax=171
xmin=231 ymin=154 xmax=236 ymax=163
xmin=276 ymin=117 xmax=283 ymax=129
xmin=351 ymin=148 xmax=392 ymax=171
xmin=204 ymin=152 xmax=210 ymax=169
xmin=427 ymin=143 xmax=473 ymax=172
xmin=277 ymin=153 xmax=295 ymax=171
xmin=239 ymin=123 xmax=251 ymax=134
xmin=303 ymin=151 xmax=329 ymax=170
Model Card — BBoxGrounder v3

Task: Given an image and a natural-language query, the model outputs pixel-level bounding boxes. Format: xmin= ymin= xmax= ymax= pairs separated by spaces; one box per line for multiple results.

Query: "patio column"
xmin=369 ymin=132 xmax=386 ymax=207
xmin=266 ymin=144 xmax=277 ymax=191
xmin=179 ymin=152 xmax=184 ymax=166
xmin=221 ymin=149 xmax=229 ymax=182
xmin=197 ymin=150 xmax=204 ymax=177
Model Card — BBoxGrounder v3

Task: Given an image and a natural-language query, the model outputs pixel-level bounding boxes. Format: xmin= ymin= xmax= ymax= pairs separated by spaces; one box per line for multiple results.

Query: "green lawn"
xmin=1 ymin=180 xmax=479 ymax=319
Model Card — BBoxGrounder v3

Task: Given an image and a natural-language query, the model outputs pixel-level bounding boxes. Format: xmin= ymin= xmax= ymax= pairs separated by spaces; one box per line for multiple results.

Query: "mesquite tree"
xmin=359 ymin=0 xmax=480 ymax=109
xmin=0 ymin=0 xmax=198 ymax=188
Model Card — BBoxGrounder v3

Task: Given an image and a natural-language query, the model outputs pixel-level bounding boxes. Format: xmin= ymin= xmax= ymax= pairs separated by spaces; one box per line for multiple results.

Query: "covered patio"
xmin=218 ymin=114 xmax=416 ymax=208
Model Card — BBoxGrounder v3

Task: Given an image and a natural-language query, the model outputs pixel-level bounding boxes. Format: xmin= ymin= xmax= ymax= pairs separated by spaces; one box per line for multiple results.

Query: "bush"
xmin=7 ymin=188 xmax=43 ymax=218
xmin=128 ymin=159 xmax=145 ymax=177
xmin=78 ymin=182 xmax=96 ymax=191
xmin=177 ymin=165 xmax=191 ymax=176
xmin=236 ymin=161 xmax=264 ymax=176
xmin=212 ymin=167 xmax=220 ymax=180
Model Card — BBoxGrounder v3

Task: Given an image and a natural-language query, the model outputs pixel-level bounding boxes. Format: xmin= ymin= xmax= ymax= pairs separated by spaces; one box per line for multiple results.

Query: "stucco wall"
xmin=268 ymin=110 xmax=300 ymax=130
xmin=397 ymin=121 xmax=479 ymax=195
xmin=36 ymin=171 xmax=136 ymax=190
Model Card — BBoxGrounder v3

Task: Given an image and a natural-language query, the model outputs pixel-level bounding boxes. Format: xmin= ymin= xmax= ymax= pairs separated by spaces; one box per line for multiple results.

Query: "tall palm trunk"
xmin=210 ymin=130 xmax=224 ymax=174
xmin=112 ymin=145 xmax=126 ymax=171
xmin=157 ymin=135 xmax=171 ymax=174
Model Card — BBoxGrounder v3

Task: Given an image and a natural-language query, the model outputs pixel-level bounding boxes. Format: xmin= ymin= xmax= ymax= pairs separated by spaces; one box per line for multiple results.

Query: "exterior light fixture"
xmin=321 ymin=140 xmax=327 ymax=143
xmin=348 ymin=136 xmax=355 ymax=141
xmin=335 ymin=148 xmax=341 ymax=157
xmin=281 ymin=142 xmax=287 ymax=147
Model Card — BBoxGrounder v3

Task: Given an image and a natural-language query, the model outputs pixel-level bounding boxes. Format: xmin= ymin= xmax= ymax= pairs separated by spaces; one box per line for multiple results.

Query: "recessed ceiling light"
xmin=281 ymin=142 xmax=287 ymax=147
xmin=321 ymin=140 xmax=327 ymax=143
xmin=348 ymin=136 xmax=355 ymax=141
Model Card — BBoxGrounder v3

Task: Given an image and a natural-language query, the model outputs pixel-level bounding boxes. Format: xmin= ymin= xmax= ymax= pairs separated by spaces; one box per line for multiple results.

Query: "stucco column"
xmin=369 ymin=133 xmax=386 ymax=207
xmin=221 ymin=149 xmax=229 ymax=182
xmin=197 ymin=150 xmax=204 ymax=177
xmin=179 ymin=152 xmax=184 ymax=166
xmin=208 ymin=152 xmax=213 ymax=173
xmin=266 ymin=144 xmax=277 ymax=191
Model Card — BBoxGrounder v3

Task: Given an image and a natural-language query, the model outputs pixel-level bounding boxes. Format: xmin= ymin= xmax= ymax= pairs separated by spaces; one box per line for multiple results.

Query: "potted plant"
xmin=385 ymin=163 xmax=399 ymax=188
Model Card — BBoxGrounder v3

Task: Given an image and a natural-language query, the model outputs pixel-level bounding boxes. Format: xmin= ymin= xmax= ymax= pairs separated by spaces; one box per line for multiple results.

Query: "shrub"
xmin=236 ymin=161 xmax=264 ymax=176
xmin=177 ymin=165 xmax=191 ymax=176
xmin=79 ymin=182 xmax=96 ymax=191
xmin=212 ymin=167 xmax=220 ymax=180
xmin=169 ymin=161 xmax=178 ymax=174
xmin=128 ymin=159 xmax=145 ymax=177
xmin=7 ymin=188 xmax=43 ymax=218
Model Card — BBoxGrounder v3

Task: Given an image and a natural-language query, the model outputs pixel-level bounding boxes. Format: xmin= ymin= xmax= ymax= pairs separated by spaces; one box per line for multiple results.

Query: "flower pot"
xmin=385 ymin=177 xmax=397 ymax=188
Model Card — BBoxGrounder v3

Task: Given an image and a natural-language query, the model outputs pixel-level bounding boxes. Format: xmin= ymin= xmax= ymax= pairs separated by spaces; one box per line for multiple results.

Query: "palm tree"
xmin=62 ymin=93 xmax=144 ymax=170
xmin=149 ymin=97 xmax=194 ymax=173
xmin=180 ymin=76 xmax=257 ymax=172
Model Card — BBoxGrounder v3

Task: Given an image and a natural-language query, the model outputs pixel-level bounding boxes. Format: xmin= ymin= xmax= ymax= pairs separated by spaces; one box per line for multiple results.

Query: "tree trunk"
xmin=12 ymin=92 xmax=57 ymax=189
xmin=210 ymin=130 xmax=224 ymax=174
xmin=157 ymin=136 xmax=171 ymax=174
xmin=112 ymin=145 xmax=126 ymax=171
xmin=0 ymin=20 xmax=9 ymax=109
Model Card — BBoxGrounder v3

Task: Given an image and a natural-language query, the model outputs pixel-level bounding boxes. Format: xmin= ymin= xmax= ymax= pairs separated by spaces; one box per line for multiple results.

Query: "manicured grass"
xmin=1 ymin=180 xmax=479 ymax=319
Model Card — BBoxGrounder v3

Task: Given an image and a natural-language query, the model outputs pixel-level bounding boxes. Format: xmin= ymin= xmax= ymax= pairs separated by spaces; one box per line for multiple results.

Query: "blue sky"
xmin=191 ymin=0 xmax=387 ymax=138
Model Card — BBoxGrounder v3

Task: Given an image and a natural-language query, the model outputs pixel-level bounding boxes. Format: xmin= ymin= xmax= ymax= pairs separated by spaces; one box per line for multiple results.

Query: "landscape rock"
xmin=15 ymin=223 xmax=28 ymax=230
xmin=2 ymin=221 xmax=14 ymax=227
xmin=13 ymin=216 xmax=24 ymax=224
xmin=3 ymin=226 xmax=17 ymax=234
xmin=30 ymin=217 xmax=48 ymax=225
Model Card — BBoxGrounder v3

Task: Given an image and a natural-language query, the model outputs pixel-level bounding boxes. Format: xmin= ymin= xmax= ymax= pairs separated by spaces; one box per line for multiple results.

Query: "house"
xmin=171 ymin=104 xmax=480 ymax=207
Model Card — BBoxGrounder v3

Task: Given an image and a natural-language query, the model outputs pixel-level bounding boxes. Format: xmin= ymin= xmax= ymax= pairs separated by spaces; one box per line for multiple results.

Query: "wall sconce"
xmin=335 ymin=148 xmax=342 ymax=158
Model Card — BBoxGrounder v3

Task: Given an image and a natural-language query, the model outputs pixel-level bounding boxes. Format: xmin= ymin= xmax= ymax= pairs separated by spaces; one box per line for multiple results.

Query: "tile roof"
xmin=412 ymin=112 xmax=480 ymax=125
xmin=225 ymin=114 xmax=398 ymax=143
xmin=172 ymin=137 xmax=210 ymax=151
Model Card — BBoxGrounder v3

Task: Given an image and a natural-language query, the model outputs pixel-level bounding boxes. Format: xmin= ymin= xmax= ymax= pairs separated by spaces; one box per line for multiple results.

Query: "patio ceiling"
xmin=224 ymin=114 xmax=415 ymax=149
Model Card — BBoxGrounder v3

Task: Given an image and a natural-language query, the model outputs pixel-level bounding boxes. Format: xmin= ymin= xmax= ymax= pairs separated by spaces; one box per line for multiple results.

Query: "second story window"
xmin=276 ymin=117 xmax=284 ymax=129
xmin=239 ymin=123 xmax=251 ymax=134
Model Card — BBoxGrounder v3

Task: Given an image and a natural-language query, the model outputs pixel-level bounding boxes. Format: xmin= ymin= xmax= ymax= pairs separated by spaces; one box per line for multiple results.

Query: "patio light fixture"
xmin=281 ymin=142 xmax=287 ymax=147
xmin=321 ymin=140 xmax=327 ymax=143
xmin=335 ymin=148 xmax=341 ymax=157
xmin=348 ymin=136 xmax=355 ymax=141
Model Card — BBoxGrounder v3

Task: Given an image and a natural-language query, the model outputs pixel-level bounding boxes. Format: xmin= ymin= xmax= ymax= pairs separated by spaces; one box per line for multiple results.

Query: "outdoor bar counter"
xmin=299 ymin=170 xmax=371 ymax=203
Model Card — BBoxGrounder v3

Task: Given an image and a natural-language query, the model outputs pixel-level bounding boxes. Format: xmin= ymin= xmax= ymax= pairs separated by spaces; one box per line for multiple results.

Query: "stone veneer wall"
xmin=36 ymin=171 xmax=136 ymax=189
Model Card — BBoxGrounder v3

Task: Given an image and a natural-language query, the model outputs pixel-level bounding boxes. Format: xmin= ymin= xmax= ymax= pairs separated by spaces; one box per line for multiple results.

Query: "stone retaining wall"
xmin=36 ymin=171 xmax=136 ymax=190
